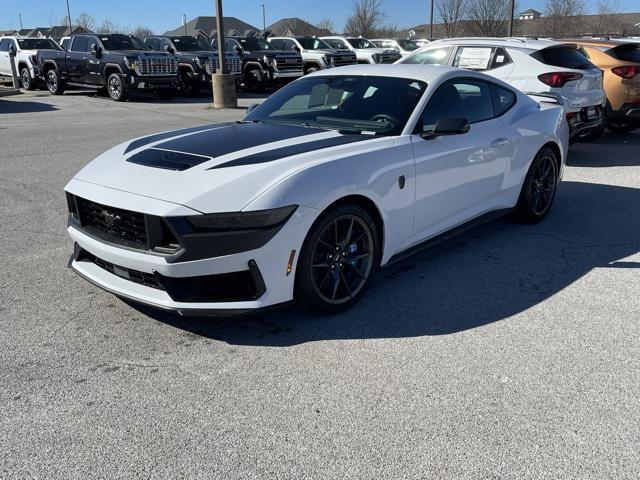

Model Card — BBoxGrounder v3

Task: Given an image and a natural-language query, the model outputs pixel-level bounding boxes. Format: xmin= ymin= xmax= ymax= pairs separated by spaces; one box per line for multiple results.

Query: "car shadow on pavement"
xmin=128 ymin=179 xmax=640 ymax=346
xmin=0 ymin=99 xmax=58 ymax=114
xmin=568 ymin=131 xmax=640 ymax=167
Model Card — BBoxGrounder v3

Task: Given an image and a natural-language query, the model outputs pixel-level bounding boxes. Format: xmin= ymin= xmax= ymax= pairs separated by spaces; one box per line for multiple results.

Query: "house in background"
xmin=164 ymin=16 xmax=259 ymax=40
xmin=519 ymin=9 xmax=542 ymax=21
xmin=266 ymin=18 xmax=331 ymax=36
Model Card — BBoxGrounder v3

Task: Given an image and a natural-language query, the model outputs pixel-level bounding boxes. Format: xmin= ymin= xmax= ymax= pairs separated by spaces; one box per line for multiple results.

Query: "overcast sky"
xmin=3 ymin=0 xmax=639 ymax=33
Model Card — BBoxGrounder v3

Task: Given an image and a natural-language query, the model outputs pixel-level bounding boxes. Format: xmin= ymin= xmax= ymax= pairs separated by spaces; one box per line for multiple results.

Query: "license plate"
xmin=586 ymin=106 xmax=598 ymax=120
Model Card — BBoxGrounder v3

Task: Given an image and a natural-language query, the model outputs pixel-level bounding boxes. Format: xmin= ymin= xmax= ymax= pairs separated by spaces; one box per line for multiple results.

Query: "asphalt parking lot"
xmin=1 ymin=90 xmax=639 ymax=479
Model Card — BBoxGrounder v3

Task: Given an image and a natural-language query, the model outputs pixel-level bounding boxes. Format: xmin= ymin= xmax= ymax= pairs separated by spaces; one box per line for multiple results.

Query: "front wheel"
xmin=244 ymin=69 xmax=266 ymax=93
xmin=45 ymin=69 xmax=65 ymax=95
xmin=107 ymin=73 xmax=128 ymax=101
xmin=295 ymin=204 xmax=380 ymax=314
xmin=20 ymin=67 xmax=35 ymax=90
xmin=513 ymin=147 xmax=559 ymax=223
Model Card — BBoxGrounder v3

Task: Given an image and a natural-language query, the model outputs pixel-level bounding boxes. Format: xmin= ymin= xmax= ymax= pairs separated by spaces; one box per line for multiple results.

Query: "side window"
xmin=402 ymin=47 xmax=451 ymax=65
xmin=158 ymin=38 xmax=172 ymax=51
xmin=453 ymin=46 xmax=494 ymax=70
xmin=269 ymin=39 xmax=283 ymax=49
xmin=489 ymin=47 xmax=512 ymax=69
xmin=325 ymin=39 xmax=345 ymax=49
xmin=0 ymin=39 xmax=8 ymax=52
xmin=70 ymin=36 xmax=89 ymax=52
xmin=145 ymin=38 xmax=157 ymax=50
xmin=490 ymin=84 xmax=516 ymax=116
xmin=61 ymin=38 xmax=70 ymax=50
xmin=283 ymin=39 xmax=298 ymax=52
xmin=422 ymin=79 xmax=495 ymax=129
xmin=225 ymin=39 xmax=237 ymax=51
xmin=383 ymin=41 xmax=396 ymax=49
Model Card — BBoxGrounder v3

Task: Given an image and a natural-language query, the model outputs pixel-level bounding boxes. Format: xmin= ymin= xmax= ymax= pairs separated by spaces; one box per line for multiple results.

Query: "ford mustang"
xmin=65 ymin=65 xmax=569 ymax=315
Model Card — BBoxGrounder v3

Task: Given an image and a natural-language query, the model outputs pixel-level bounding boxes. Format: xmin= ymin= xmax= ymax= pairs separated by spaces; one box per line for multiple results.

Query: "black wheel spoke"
xmin=330 ymin=274 xmax=340 ymax=300
xmin=343 ymin=216 xmax=355 ymax=246
xmin=342 ymin=261 xmax=366 ymax=279
xmin=339 ymin=270 xmax=353 ymax=298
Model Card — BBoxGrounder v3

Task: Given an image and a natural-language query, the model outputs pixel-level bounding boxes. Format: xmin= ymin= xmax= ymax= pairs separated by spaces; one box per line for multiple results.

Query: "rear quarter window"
xmin=608 ymin=44 xmax=640 ymax=63
xmin=532 ymin=46 xmax=593 ymax=69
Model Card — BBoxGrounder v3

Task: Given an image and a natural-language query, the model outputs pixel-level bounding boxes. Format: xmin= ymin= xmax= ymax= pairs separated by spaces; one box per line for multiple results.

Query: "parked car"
xmin=267 ymin=36 xmax=357 ymax=74
xmin=399 ymin=38 xmax=606 ymax=141
xmin=559 ymin=39 xmax=640 ymax=133
xmin=38 ymin=33 xmax=179 ymax=101
xmin=320 ymin=36 xmax=401 ymax=64
xmin=220 ymin=36 xmax=303 ymax=92
xmin=144 ymin=35 xmax=241 ymax=95
xmin=371 ymin=38 xmax=421 ymax=56
xmin=0 ymin=36 xmax=62 ymax=90
xmin=64 ymin=64 xmax=568 ymax=316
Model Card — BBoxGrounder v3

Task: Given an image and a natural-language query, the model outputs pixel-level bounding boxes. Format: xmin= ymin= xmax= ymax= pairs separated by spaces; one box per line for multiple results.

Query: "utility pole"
xmin=508 ymin=0 xmax=516 ymax=37
xmin=65 ymin=0 xmax=73 ymax=31
xmin=429 ymin=0 xmax=434 ymax=39
xmin=19 ymin=14 xmax=23 ymax=31
xmin=182 ymin=14 xmax=187 ymax=36
xmin=261 ymin=4 xmax=266 ymax=31
xmin=212 ymin=0 xmax=237 ymax=108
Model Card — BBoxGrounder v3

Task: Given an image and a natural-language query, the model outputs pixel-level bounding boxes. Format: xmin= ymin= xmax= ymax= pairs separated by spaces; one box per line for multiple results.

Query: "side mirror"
xmin=234 ymin=45 xmax=242 ymax=54
xmin=246 ymin=103 xmax=259 ymax=114
xmin=8 ymin=43 xmax=17 ymax=55
xmin=90 ymin=43 xmax=102 ymax=58
xmin=164 ymin=45 xmax=175 ymax=54
xmin=294 ymin=46 xmax=301 ymax=52
xmin=421 ymin=116 xmax=470 ymax=139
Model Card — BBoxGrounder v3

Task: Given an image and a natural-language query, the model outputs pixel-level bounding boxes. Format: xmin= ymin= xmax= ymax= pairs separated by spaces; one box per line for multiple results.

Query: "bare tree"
xmin=98 ymin=19 xmax=119 ymax=34
xmin=592 ymin=0 xmax=622 ymax=35
xmin=373 ymin=23 xmax=400 ymax=37
xmin=436 ymin=0 xmax=468 ymax=38
xmin=75 ymin=13 xmax=96 ymax=31
xmin=131 ymin=26 xmax=154 ymax=38
xmin=467 ymin=0 xmax=515 ymax=37
xmin=541 ymin=0 xmax=585 ymax=37
xmin=344 ymin=0 xmax=385 ymax=37
xmin=316 ymin=18 xmax=335 ymax=34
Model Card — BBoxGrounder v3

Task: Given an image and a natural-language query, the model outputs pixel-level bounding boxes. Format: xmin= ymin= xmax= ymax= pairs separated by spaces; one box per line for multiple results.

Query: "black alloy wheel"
xmin=20 ymin=67 xmax=34 ymax=90
xmin=514 ymin=147 xmax=559 ymax=223
xmin=296 ymin=204 xmax=379 ymax=313
xmin=107 ymin=73 xmax=127 ymax=102
xmin=46 ymin=69 xmax=64 ymax=95
xmin=178 ymin=71 xmax=200 ymax=96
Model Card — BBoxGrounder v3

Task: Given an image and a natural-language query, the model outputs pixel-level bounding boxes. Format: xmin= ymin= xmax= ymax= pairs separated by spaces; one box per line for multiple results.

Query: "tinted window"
xmin=246 ymin=75 xmax=426 ymax=136
xmin=61 ymin=38 xmax=70 ymax=50
xmin=422 ymin=79 xmax=494 ymax=128
xmin=238 ymin=37 xmax=273 ymax=50
xmin=268 ymin=39 xmax=284 ymax=49
xmin=397 ymin=39 xmax=419 ymax=51
xmin=347 ymin=38 xmax=376 ymax=49
xmin=297 ymin=38 xmax=332 ymax=50
xmin=401 ymin=47 xmax=450 ymax=65
xmin=100 ymin=35 xmax=147 ymax=50
xmin=490 ymin=47 xmax=512 ymax=69
xmin=324 ymin=39 xmax=347 ymax=49
xmin=70 ymin=36 xmax=89 ymax=52
xmin=16 ymin=38 xmax=61 ymax=50
xmin=145 ymin=38 xmax=158 ymax=50
xmin=609 ymin=44 xmax=640 ymax=62
xmin=279 ymin=39 xmax=298 ymax=52
xmin=490 ymin=84 xmax=516 ymax=116
xmin=0 ymin=39 xmax=9 ymax=52
xmin=533 ymin=46 xmax=593 ymax=69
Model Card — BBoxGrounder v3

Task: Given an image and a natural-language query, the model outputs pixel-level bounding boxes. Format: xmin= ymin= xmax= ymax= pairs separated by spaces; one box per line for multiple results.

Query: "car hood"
xmin=109 ymin=50 xmax=174 ymax=57
xmin=73 ymin=122 xmax=388 ymax=213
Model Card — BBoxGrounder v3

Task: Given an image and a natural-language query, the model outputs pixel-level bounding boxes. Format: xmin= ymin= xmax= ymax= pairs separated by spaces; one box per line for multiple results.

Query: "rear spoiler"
xmin=526 ymin=92 xmax=564 ymax=105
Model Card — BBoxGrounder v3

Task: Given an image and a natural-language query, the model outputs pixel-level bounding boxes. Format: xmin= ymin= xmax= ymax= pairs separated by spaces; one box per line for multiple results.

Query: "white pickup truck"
xmin=0 ymin=36 xmax=63 ymax=89
xmin=320 ymin=36 xmax=401 ymax=64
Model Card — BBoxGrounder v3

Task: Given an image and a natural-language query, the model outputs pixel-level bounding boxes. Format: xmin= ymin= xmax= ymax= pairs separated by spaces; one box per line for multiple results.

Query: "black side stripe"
xmin=127 ymin=148 xmax=211 ymax=171
xmin=208 ymin=135 xmax=375 ymax=170
xmin=123 ymin=124 xmax=227 ymax=154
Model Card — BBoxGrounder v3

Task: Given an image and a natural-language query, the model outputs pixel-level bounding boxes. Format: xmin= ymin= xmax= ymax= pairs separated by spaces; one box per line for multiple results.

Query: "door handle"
xmin=491 ymin=138 xmax=510 ymax=148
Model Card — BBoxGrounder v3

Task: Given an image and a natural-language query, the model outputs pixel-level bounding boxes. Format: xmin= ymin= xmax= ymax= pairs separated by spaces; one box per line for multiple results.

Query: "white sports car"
xmin=65 ymin=65 xmax=569 ymax=316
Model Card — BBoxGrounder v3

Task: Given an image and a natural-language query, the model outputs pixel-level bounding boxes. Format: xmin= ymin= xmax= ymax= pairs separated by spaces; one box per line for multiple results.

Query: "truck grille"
xmin=275 ymin=54 xmax=303 ymax=71
xmin=332 ymin=53 xmax=357 ymax=67
xmin=379 ymin=52 xmax=401 ymax=64
xmin=91 ymin=254 xmax=163 ymax=290
xmin=138 ymin=57 xmax=178 ymax=75
xmin=205 ymin=56 xmax=242 ymax=75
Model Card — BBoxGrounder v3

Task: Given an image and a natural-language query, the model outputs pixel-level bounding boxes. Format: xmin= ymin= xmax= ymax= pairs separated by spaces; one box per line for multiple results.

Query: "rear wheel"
xmin=107 ymin=73 xmax=127 ymax=101
xmin=20 ymin=67 xmax=35 ymax=90
xmin=296 ymin=204 xmax=380 ymax=314
xmin=45 ymin=68 xmax=65 ymax=95
xmin=513 ymin=147 xmax=559 ymax=223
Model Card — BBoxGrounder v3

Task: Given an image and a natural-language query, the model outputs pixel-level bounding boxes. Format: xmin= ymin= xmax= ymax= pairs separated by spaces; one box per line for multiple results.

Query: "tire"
xmin=513 ymin=146 xmax=559 ymax=223
xmin=20 ymin=67 xmax=35 ymax=90
xmin=295 ymin=204 xmax=380 ymax=314
xmin=304 ymin=66 xmax=320 ymax=75
xmin=158 ymin=89 xmax=177 ymax=100
xmin=45 ymin=68 xmax=65 ymax=95
xmin=178 ymin=71 xmax=200 ymax=96
xmin=244 ymin=69 xmax=266 ymax=93
xmin=107 ymin=73 xmax=127 ymax=102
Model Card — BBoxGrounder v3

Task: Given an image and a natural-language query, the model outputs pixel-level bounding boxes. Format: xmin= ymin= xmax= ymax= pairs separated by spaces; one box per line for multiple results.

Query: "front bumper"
xmin=610 ymin=102 xmax=640 ymax=121
xmin=271 ymin=70 xmax=303 ymax=80
xmin=129 ymin=75 xmax=178 ymax=90
xmin=65 ymin=180 xmax=317 ymax=315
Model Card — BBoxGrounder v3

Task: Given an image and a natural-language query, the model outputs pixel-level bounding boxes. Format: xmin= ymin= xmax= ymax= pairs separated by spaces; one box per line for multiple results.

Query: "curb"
xmin=0 ymin=88 xmax=22 ymax=97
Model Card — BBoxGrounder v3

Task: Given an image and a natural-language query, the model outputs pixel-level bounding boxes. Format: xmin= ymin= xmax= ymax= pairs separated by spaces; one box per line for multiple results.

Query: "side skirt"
xmin=384 ymin=208 xmax=514 ymax=267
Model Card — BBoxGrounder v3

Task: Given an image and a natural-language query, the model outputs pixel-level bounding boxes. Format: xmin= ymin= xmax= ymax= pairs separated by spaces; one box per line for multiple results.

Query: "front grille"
xmin=91 ymin=254 xmax=163 ymax=290
xmin=76 ymin=196 xmax=148 ymax=247
xmin=275 ymin=55 xmax=303 ymax=71
xmin=332 ymin=54 xmax=357 ymax=67
xmin=138 ymin=57 xmax=178 ymax=75
xmin=205 ymin=56 xmax=242 ymax=75
xmin=380 ymin=52 xmax=401 ymax=64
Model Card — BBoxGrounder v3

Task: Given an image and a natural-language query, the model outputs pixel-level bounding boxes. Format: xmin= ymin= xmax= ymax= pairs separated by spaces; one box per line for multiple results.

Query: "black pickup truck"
xmin=38 ymin=33 xmax=179 ymax=101
xmin=144 ymin=35 xmax=242 ymax=95
xmin=221 ymin=36 xmax=303 ymax=92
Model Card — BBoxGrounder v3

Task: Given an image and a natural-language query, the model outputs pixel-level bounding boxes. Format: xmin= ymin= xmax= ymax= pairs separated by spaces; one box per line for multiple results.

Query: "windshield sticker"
xmin=102 ymin=38 xmax=109 ymax=41
xmin=457 ymin=47 xmax=492 ymax=69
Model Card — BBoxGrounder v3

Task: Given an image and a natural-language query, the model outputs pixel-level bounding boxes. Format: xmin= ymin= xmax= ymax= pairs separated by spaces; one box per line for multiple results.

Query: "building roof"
xmin=266 ymin=18 xmax=331 ymax=36
xmin=164 ymin=16 xmax=259 ymax=38
xmin=520 ymin=9 xmax=542 ymax=15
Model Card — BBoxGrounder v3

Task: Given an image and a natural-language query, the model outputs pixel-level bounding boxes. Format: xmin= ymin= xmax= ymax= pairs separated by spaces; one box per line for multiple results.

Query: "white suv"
xmin=371 ymin=38 xmax=421 ymax=57
xmin=320 ymin=36 xmax=401 ymax=64
xmin=399 ymin=38 xmax=606 ymax=140
xmin=267 ymin=36 xmax=357 ymax=73
xmin=0 ymin=36 xmax=62 ymax=90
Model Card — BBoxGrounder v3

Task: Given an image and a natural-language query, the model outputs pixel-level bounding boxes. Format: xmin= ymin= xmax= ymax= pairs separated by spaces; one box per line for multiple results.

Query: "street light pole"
xmin=429 ymin=0 xmax=434 ymax=39
xmin=261 ymin=4 xmax=266 ymax=31
xmin=212 ymin=0 xmax=237 ymax=108
xmin=65 ymin=0 xmax=73 ymax=31
xmin=508 ymin=0 xmax=516 ymax=37
xmin=19 ymin=14 xmax=23 ymax=31
xmin=183 ymin=14 xmax=187 ymax=36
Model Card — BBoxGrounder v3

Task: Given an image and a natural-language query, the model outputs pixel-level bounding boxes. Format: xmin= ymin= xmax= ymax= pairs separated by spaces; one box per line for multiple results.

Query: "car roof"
xmin=305 ymin=63 xmax=464 ymax=82
xmin=428 ymin=37 xmax=567 ymax=50
xmin=560 ymin=38 xmax=640 ymax=47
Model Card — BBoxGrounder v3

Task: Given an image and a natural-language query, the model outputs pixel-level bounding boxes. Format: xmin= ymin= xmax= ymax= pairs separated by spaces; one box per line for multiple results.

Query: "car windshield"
xmin=16 ymin=38 xmax=62 ymax=50
xmin=610 ymin=44 xmax=640 ymax=62
xmin=347 ymin=38 xmax=377 ymax=49
xmin=238 ymin=37 xmax=273 ymax=50
xmin=171 ymin=36 xmax=211 ymax=51
xmin=397 ymin=39 xmax=419 ymax=51
xmin=100 ymin=35 xmax=148 ymax=50
xmin=245 ymin=76 xmax=427 ymax=136
xmin=298 ymin=38 xmax=332 ymax=50
xmin=535 ymin=45 xmax=593 ymax=69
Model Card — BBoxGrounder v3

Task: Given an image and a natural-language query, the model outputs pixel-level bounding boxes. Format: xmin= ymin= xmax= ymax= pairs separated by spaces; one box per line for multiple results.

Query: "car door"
xmin=85 ymin=37 xmax=103 ymax=85
xmin=410 ymin=78 xmax=513 ymax=241
xmin=0 ymin=39 xmax=11 ymax=76
xmin=67 ymin=35 xmax=90 ymax=82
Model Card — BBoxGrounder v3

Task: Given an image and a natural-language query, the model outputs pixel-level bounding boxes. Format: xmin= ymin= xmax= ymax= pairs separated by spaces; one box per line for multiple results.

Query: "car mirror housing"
xmin=421 ymin=116 xmax=470 ymax=139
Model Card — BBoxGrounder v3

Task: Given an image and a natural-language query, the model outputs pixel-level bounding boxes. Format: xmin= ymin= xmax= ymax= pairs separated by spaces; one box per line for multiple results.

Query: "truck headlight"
xmin=194 ymin=57 xmax=202 ymax=68
xmin=125 ymin=57 xmax=139 ymax=70
xmin=372 ymin=54 xmax=381 ymax=63
xmin=322 ymin=55 xmax=331 ymax=66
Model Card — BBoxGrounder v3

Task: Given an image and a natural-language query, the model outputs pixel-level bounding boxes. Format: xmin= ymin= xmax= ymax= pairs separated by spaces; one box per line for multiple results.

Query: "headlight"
xmin=29 ymin=55 xmax=38 ymax=65
xmin=372 ymin=54 xmax=381 ymax=63
xmin=322 ymin=55 xmax=331 ymax=65
xmin=125 ymin=57 xmax=139 ymax=70
xmin=194 ymin=57 xmax=202 ymax=68
xmin=187 ymin=205 xmax=298 ymax=232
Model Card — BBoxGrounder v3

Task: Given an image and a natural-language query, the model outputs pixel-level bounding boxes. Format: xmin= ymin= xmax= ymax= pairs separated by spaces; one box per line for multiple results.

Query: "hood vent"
xmin=126 ymin=148 xmax=211 ymax=171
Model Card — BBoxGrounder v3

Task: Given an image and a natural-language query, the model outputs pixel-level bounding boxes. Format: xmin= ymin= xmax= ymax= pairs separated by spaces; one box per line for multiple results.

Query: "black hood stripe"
xmin=126 ymin=148 xmax=211 ymax=171
xmin=208 ymin=134 xmax=376 ymax=170
xmin=153 ymin=122 xmax=325 ymax=158
xmin=124 ymin=124 xmax=226 ymax=154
